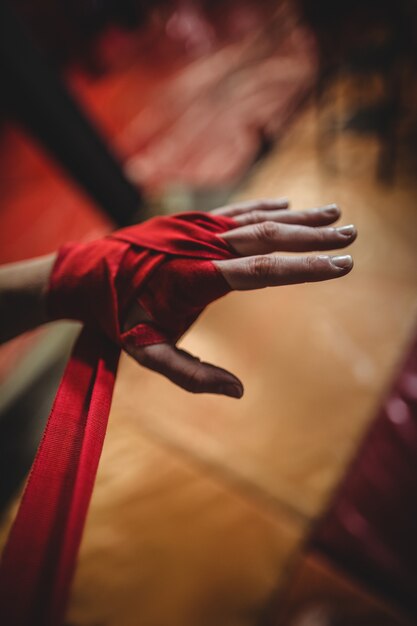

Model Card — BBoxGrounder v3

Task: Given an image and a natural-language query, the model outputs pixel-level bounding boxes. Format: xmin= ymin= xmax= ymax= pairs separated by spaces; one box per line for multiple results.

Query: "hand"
xmin=123 ymin=198 xmax=356 ymax=398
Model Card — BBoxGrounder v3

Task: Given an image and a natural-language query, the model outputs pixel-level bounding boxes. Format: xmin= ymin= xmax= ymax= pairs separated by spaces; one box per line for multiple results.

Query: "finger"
xmin=218 ymin=221 xmax=357 ymax=256
xmin=124 ymin=341 xmax=244 ymax=398
xmin=214 ymin=254 xmax=353 ymax=290
xmin=232 ymin=203 xmax=341 ymax=227
xmin=211 ymin=196 xmax=289 ymax=218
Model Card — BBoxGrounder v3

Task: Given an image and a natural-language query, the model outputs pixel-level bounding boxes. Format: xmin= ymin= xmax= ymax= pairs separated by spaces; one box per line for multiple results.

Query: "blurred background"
xmin=1 ymin=1 xmax=417 ymax=624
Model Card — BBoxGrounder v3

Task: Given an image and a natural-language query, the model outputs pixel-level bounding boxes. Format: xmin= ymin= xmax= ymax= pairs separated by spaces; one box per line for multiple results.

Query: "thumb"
xmin=124 ymin=341 xmax=243 ymax=399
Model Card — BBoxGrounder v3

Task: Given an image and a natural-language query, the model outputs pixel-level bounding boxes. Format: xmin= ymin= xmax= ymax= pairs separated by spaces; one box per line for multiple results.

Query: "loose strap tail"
xmin=0 ymin=328 xmax=119 ymax=626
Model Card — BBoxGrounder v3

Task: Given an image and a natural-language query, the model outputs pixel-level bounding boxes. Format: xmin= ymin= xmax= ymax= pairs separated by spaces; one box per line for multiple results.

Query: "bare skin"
xmin=0 ymin=198 xmax=356 ymax=398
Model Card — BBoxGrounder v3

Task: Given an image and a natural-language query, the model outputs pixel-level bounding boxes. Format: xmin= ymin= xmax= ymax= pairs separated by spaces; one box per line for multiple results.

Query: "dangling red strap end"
xmin=0 ymin=328 xmax=120 ymax=626
xmin=0 ymin=212 xmax=236 ymax=625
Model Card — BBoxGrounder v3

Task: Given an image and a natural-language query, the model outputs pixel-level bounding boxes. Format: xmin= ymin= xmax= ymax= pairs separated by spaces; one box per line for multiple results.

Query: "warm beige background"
xmin=67 ymin=104 xmax=417 ymax=624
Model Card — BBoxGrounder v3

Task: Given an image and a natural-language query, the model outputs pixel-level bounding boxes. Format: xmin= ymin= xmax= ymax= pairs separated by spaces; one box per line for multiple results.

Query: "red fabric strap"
xmin=0 ymin=330 xmax=119 ymax=625
xmin=0 ymin=212 xmax=235 ymax=625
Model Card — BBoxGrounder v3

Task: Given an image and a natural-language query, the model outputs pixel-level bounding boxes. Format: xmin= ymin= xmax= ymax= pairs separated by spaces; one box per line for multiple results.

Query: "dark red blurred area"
xmin=312 ymin=330 xmax=417 ymax=619
xmin=0 ymin=0 xmax=315 ymax=265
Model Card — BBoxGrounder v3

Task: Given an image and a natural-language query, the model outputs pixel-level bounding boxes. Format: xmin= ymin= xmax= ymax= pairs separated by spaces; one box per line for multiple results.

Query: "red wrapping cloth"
xmin=0 ymin=212 xmax=236 ymax=626
xmin=49 ymin=211 xmax=236 ymax=344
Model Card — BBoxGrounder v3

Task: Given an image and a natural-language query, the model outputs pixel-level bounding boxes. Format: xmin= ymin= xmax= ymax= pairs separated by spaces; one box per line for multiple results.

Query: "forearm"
xmin=0 ymin=253 xmax=57 ymax=344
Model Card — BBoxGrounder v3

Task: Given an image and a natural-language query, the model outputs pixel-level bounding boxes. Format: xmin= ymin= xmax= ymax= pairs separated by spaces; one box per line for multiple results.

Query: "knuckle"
xmin=250 ymin=255 xmax=274 ymax=280
xmin=304 ymin=210 xmax=317 ymax=222
xmin=258 ymin=198 xmax=271 ymax=209
xmin=182 ymin=363 xmax=205 ymax=394
xmin=304 ymin=255 xmax=319 ymax=273
xmin=256 ymin=221 xmax=278 ymax=242
xmin=317 ymin=227 xmax=331 ymax=242
xmin=248 ymin=209 xmax=263 ymax=223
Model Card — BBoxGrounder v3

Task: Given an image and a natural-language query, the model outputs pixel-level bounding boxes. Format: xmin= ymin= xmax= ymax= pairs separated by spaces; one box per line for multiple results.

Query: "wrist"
xmin=0 ymin=253 xmax=57 ymax=343
xmin=35 ymin=253 xmax=58 ymax=324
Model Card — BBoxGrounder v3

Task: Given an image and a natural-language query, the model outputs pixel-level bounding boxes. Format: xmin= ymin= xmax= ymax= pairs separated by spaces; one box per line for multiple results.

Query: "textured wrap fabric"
xmin=48 ymin=211 xmax=236 ymax=344
xmin=0 ymin=330 xmax=119 ymax=626
xmin=0 ymin=211 xmax=236 ymax=626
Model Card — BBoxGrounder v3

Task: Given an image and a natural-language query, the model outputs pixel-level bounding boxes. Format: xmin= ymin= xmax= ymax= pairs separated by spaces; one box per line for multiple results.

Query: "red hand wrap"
xmin=48 ymin=211 xmax=236 ymax=344
xmin=0 ymin=212 xmax=235 ymax=626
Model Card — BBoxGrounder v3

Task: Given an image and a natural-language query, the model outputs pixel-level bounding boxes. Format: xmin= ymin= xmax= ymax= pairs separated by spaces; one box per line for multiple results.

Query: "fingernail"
xmin=277 ymin=196 xmax=289 ymax=205
xmin=219 ymin=384 xmax=243 ymax=398
xmin=336 ymin=224 xmax=356 ymax=237
xmin=321 ymin=203 xmax=339 ymax=216
xmin=330 ymin=255 xmax=353 ymax=270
